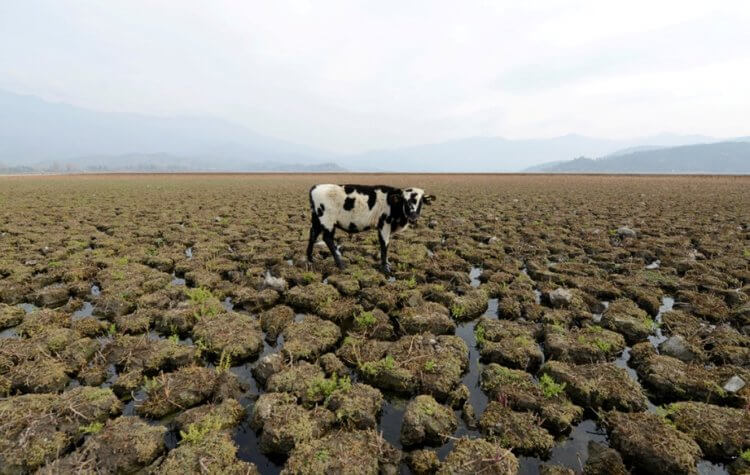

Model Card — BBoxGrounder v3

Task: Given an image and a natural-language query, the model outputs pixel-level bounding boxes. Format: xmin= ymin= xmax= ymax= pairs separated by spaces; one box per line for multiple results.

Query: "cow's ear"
xmin=423 ymin=194 xmax=436 ymax=205
xmin=388 ymin=192 xmax=402 ymax=206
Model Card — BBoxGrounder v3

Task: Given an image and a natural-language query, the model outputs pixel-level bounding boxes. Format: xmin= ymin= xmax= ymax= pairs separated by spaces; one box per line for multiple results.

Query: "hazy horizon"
xmin=2 ymin=1 xmax=749 ymax=157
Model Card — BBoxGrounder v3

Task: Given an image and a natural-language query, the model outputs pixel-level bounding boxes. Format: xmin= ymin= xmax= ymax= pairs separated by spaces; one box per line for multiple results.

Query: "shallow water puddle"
xmin=647 ymin=296 xmax=674 ymax=348
xmin=592 ymin=301 xmax=609 ymax=323
xmin=72 ymin=301 xmax=94 ymax=320
xmin=519 ymin=419 xmax=607 ymax=473
xmin=469 ymin=266 xmax=482 ymax=287
xmin=19 ymin=302 xmax=37 ymax=313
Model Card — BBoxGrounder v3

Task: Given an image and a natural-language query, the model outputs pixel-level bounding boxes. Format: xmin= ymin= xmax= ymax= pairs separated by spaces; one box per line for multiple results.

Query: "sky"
xmin=1 ymin=0 xmax=749 ymax=154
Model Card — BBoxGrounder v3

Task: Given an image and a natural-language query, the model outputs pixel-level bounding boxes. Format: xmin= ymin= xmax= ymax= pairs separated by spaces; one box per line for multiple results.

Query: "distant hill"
xmin=526 ymin=141 xmax=750 ymax=174
xmin=2 ymin=89 xmax=746 ymax=174
xmin=0 ymin=89 xmax=341 ymax=173
xmin=341 ymin=133 xmax=720 ymax=172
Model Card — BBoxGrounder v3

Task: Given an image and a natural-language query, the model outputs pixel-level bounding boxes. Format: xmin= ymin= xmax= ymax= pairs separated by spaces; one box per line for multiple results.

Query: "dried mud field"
xmin=0 ymin=173 xmax=749 ymax=475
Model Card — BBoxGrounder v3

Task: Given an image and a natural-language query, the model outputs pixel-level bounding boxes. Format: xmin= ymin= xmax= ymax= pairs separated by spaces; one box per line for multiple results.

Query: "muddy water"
xmin=0 ymin=272 xmax=729 ymax=474
xmin=72 ymin=301 xmax=94 ymax=320
xmin=612 ymin=295 xmax=728 ymax=474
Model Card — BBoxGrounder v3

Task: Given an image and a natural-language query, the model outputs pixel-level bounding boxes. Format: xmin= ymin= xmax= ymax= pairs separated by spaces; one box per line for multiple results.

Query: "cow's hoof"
xmin=336 ymin=262 xmax=347 ymax=271
xmin=380 ymin=264 xmax=392 ymax=275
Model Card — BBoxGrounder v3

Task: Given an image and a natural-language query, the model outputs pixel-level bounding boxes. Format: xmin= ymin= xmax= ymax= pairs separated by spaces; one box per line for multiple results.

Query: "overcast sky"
xmin=1 ymin=0 xmax=748 ymax=154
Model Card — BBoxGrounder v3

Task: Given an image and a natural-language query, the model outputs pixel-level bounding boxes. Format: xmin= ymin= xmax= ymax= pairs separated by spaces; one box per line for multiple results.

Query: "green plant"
xmin=194 ymin=339 xmax=207 ymax=359
xmin=185 ymin=286 xmax=220 ymax=318
xmin=539 ymin=374 xmax=566 ymax=398
xmin=360 ymin=355 xmax=396 ymax=377
xmin=107 ymin=323 xmax=116 ymax=336
xmin=217 ymin=350 xmax=232 ymax=373
xmin=451 ymin=303 xmax=466 ymax=318
xmin=355 ymin=311 xmax=376 ymax=327
xmin=424 ymin=359 xmax=436 ymax=372
xmin=316 ymin=449 xmax=330 ymax=462
xmin=307 ymin=373 xmax=351 ymax=400
xmin=593 ymin=339 xmax=612 ymax=353
xmin=406 ymin=275 xmax=417 ymax=289
xmin=78 ymin=421 xmax=104 ymax=434
xmin=741 ymin=449 xmax=750 ymax=462
xmin=301 ymin=272 xmax=316 ymax=284
xmin=186 ymin=286 xmax=213 ymax=305
xmin=743 ymin=248 xmax=750 ymax=259
xmin=143 ymin=376 xmax=161 ymax=393
xmin=474 ymin=325 xmax=486 ymax=345
xmin=168 ymin=333 xmax=179 ymax=344
xmin=419 ymin=402 xmax=434 ymax=416
xmin=114 ymin=257 xmax=129 ymax=266
xmin=179 ymin=418 xmax=223 ymax=445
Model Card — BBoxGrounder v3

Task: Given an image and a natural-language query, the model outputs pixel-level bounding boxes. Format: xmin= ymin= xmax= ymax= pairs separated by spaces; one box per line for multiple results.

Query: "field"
xmin=0 ymin=173 xmax=749 ymax=474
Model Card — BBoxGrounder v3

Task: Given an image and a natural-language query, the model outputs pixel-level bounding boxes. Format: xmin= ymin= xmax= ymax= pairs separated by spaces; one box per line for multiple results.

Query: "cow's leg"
xmin=378 ymin=228 xmax=391 ymax=274
xmin=306 ymin=216 xmax=323 ymax=262
xmin=323 ymin=228 xmax=344 ymax=269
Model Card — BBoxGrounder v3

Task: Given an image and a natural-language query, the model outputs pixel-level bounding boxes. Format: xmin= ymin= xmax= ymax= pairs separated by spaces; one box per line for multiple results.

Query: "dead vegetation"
xmin=0 ymin=173 xmax=748 ymax=473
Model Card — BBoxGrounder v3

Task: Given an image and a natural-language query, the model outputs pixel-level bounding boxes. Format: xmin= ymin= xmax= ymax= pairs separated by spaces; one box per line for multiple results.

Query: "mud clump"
xmin=0 ymin=303 xmax=24 ymax=330
xmin=629 ymin=342 xmax=749 ymax=407
xmin=666 ymin=401 xmax=750 ymax=461
xmin=284 ymin=282 xmax=339 ymax=313
xmin=605 ymin=410 xmax=702 ymax=475
xmin=105 ymin=334 xmax=197 ymax=375
xmin=438 ymin=437 xmax=518 ymax=474
xmin=281 ymin=314 xmax=341 ymax=361
xmin=174 ymin=398 xmax=246 ymax=433
xmin=137 ymin=366 xmax=241 ymax=419
xmin=326 ymin=382 xmax=383 ymax=429
xmin=152 ymin=430 xmax=259 ymax=474
xmin=352 ymin=308 xmax=396 ymax=339
xmin=450 ymin=288 xmax=488 ymax=320
xmin=544 ymin=325 xmax=626 ymax=364
xmin=265 ymin=361 xmax=327 ymax=406
xmin=0 ymin=387 xmax=121 ymax=473
xmin=400 ymin=395 xmax=458 ymax=447
xmin=282 ymin=429 xmax=401 ymax=475
xmin=39 ymin=416 xmax=166 ymax=474
xmin=72 ymin=316 xmax=108 ymax=337
xmin=357 ymin=333 xmax=468 ymax=400
xmin=17 ymin=308 xmax=70 ymax=337
xmin=407 ymin=449 xmax=441 ymax=475
xmin=583 ymin=441 xmax=628 ymax=475
xmin=260 ymin=304 xmax=295 ymax=343
xmin=251 ymin=392 xmax=335 ymax=455
xmin=479 ymin=401 xmax=555 ymax=456
xmin=476 ymin=317 xmax=543 ymax=371
xmin=601 ymin=298 xmax=655 ymax=344
xmin=480 ymin=363 xmax=582 ymax=433
xmin=191 ymin=311 xmax=264 ymax=362
xmin=541 ymin=361 xmax=647 ymax=412
xmin=252 ymin=353 xmax=285 ymax=388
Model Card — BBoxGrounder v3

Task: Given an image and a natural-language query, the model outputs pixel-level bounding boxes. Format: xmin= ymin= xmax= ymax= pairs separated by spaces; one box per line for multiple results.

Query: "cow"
xmin=307 ymin=184 xmax=435 ymax=273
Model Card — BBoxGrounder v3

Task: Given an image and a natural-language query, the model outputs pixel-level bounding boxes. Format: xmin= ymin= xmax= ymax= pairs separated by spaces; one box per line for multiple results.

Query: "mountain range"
xmin=525 ymin=141 xmax=750 ymax=174
xmin=1 ymin=89 xmax=747 ymax=174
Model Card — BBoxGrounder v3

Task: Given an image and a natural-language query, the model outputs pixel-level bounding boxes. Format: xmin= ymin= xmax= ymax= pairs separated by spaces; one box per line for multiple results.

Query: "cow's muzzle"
xmin=408 ymin=213 xmax=419 ymax=224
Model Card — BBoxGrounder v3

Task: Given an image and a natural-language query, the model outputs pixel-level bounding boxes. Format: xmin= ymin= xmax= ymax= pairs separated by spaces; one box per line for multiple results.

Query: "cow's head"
xmin=388 ymin=187 xmax=436 ymax=224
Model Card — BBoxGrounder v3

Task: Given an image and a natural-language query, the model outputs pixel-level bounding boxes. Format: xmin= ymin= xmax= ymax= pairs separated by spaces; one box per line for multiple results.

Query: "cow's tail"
xmin=308 ymin=185 xmax=317 ymax=213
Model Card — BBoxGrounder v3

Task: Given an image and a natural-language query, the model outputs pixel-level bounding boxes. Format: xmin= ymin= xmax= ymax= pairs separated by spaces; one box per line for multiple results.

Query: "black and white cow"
xmin=307 ymin=184 xmax=435 ymax=273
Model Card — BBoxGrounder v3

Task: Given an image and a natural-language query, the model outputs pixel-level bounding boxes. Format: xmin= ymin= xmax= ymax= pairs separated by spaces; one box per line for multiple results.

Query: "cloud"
xmin=0 ymin=0 xmax=748 ymax=153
